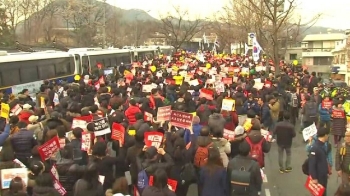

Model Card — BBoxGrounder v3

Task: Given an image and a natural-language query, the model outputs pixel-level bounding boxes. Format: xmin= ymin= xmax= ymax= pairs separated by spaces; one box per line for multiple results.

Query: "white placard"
xmin=302 ymin=123 xmax=317 ymax=141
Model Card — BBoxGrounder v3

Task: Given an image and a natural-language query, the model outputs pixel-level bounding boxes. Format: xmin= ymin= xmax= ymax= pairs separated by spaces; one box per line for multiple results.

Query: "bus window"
xmin=55 ymin=60 xmax=72 ymax=77
xmin=38 ymin=64 xmax=55 ymax=80
xmin=3 ymin=68 xmax=20 ymax=86
xmin=111 ymin=58 xmax=117 ymax=67
xmin=20 ymin=66 xmax=38 ymax=83
xmin=82 ymin=56 xmax=89 ymax=73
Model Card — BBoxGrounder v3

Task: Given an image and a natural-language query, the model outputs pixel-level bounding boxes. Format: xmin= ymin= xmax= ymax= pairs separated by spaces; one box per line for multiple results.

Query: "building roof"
xmin=303 ymin=33 xmax=346 ymax=42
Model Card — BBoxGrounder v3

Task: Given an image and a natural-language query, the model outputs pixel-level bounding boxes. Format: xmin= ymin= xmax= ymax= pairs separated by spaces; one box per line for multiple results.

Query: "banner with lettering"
xmin=157 ymin=106 xmax=171 ymax=122
xmin=93 ymin=117 xmax=111 ymax=136
xmin=10 ymin=104 xmax=22 ymax=116
xmin=53 ymin=179 xmax=67 ymax=196
xmin=304 ymin=176 xmax=325 ymax=196
xmin=38 ymin=136 xmax=60 ymax=161
xmin=321 ymin=100 xmax=332 ymax=109
xmin=111 ymin=123 xmax=125 ymax=145
xmin=0 ymin=103 xmax=10 ymax=119
xmin=302 ymin=123 xmax=317 ymax=141
xmin=332 ymin=110 xmax=345 ymax=118
xmin=170 ymin=111 xmax=194 ymax=129
xmin=1 ymin=168 xmax=28 ymax=189
xmin=71 ymin=115 xmax=93 ymax=131
xmin=144 ymin=132 xmax=164 ymax=148
xmin=222 ymin=99 xmax=235 ymax=111
xmin=81 ymin=132 xmax=92 ymax=152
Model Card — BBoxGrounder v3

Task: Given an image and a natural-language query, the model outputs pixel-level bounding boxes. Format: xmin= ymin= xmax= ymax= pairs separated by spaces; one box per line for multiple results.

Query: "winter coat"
xmin=32 ymin=186 xmax=61 ymax=196
xmin=211 ymin=137 xmax=231 ymax=167
xmin=229 ymin=133 xmax=247 ymax=158
xmin=319 ymin=104 xmax=331 ymax=122
xmin=208 ymin=113 xmax=226 ymax=134
xmin=124 ymin=106 xmax=141 ymax=125
xmin=331 ymin=108 xmax=347 ymax=136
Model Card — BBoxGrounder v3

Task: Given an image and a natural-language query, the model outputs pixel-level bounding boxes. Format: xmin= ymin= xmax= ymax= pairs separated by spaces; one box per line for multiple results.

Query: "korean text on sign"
xmin=170 ymin=111 xmax=194 ymax=129
xmin=38 ymin=136 xmax=60 ymax=161
xmin=157 ymin=106 xmax=171 ymax=122
xmin=144 ymin=132 xmax=164 ymax=149
xmin=93 ymin=117 xmax=111 ymax=136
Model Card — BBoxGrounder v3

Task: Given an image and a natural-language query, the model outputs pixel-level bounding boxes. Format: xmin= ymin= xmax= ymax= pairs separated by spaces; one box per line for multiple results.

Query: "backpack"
xmin=180 ymin=163 xmax=197 ymax=184
xmin=305 ymin=102 xmax=317 ymax=118
xmin=230 ymin=159 xmax=255 ymax=194
xmin=137 ymin=169 xmax=149 ymax=193
xmin=194 ymin=143 xmax=213 ymax=167
xmin=302 ymin=139 xmax=331 ymax=175
xmin=290 ymin=93 xmax=298 ymax=107
xmin=245 ymin=137 xmax=264 ymax=167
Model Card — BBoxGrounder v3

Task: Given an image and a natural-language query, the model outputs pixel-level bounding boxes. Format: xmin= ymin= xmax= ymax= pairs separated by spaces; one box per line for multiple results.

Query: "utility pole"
xmin=102 ymin=0 xmax=106 ymax=48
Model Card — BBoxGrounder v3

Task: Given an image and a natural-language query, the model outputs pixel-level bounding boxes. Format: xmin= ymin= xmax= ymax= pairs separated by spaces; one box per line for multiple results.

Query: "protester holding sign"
xmin=331 ymin=102 xmax=347 ymax=148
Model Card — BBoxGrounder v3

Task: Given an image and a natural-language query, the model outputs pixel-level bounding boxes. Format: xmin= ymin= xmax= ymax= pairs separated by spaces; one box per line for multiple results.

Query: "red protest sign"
xmin=53 ymin=179 xmax=67 ymax=196
xmin=149 ymin=176 xmax=177 ymax=192
xmin=144 ymin=112 xmax=153 ymax=123
xmin=332 ymin=110 xmax=345 ymax=118
xmin=199 ymin=89 xmax=213 ymax=100
xmin=111 ymin=123 xmax=125 ymax=144
xmin=304 ymin=176 xmax=325 ymax=196
xmin=223 ymin=129 xmax=235 ymax=141
xmin=222 ymin=78 xmax=233 ymax=84
xmin=50 ymin=165 xmax=59 ymax=180
xmin=38 ymin=136 xmax=60 ymax=161
xmin=144 ymin=132 xmax=164 ymax=148
xmin=71 ymin=115 xmax=93 ymax=130
xmin=322 ymin=101 xmax=332 ymax=109
xmin=170 ymin=111 xmax=194 ymax=129
xmin=81 ymin=132 xmax=92 ymax=152
xmin=157 ymin=106 xmax=171 ymax=122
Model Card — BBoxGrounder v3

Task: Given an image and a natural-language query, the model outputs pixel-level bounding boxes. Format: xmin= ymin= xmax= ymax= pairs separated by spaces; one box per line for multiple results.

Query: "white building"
xmin=332 ymin=31 xmax=350 ymax=83
xmin=302 ymin=33 xmax=346 ymax=78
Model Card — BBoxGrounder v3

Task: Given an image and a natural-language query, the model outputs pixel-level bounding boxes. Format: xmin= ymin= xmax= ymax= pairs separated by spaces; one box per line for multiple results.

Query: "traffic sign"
xmin=247 ymin=33 xmax=256 ymax=46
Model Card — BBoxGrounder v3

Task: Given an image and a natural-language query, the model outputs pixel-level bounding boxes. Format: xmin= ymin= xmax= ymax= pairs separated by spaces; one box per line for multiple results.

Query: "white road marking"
xmin=265 ymin=189 xmax=271 ymax=196
xmin=263 ymin=174 xmax=268 ymax=183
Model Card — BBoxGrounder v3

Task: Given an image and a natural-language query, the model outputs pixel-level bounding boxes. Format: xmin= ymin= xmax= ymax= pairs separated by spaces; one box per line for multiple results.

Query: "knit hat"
xmin=234 ymin=125 xmax=245 ymax=135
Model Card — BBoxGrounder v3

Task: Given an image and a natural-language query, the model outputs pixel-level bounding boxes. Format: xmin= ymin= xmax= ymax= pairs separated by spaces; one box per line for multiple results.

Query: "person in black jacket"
xmin=274 ymin=113 xmax=296 ymax=173
xmin=227 ymin=142 xmax=262 ymax=196
xmin=308 ymin=127 xmax=329 ymax=196
xmin=11 ymin=121 xmax=37 ymax=167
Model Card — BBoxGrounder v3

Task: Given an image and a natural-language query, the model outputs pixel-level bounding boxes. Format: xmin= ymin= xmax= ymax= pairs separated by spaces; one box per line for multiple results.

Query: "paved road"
xmin=187 ymin=123 xmax=339 ymax=196
xmin=265 ymin=128 xmax=338 ymax=196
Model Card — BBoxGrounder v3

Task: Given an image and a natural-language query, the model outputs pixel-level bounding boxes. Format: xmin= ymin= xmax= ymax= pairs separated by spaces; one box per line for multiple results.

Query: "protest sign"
xmin=157 ymin=106 xmax=171 ymax=122
xmin=302 ymin=123 xmax=317 ymax=141
xmin=1 ymin=168 xmax=28 ymax=189
xmin=38 ymin=136 xmax=60 ymax=161
xmin=111 ymin=123 xmax=125 ymax=144
xmin=144 ymin=132 xmax=164 ymax=148
xmin=304 ymin=176 xmax=325 ymax=196
xmin=170 ymin=111 xmax=193 ymax=129
xmin=93 ymin=117 xmax=111 ymax=136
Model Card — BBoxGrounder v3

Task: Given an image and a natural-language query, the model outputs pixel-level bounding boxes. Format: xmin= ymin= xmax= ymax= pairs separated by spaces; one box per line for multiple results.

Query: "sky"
xmin=106 ymin=0 xmax=350 ymax=30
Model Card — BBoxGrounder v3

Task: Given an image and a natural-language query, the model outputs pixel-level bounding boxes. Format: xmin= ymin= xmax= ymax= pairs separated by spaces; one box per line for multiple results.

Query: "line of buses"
xmin=0 ymin=46 xmax=174 ymax=96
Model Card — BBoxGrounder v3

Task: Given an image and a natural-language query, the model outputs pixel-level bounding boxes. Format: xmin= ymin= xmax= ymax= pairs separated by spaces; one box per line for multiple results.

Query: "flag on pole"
xmin=252 ymin=38 xmax=261 ymax=62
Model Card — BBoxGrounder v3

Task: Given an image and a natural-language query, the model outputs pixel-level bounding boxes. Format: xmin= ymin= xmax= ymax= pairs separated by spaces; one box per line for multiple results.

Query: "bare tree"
xmin=61 ymin=0 xmax=105 ymax=46
xmin=158 ymin=6 xmax=205 ymax=50
xmin=244 ymin=0 xmax=311 ymax=73
xmin=0 ymin=6 xmax=12 ymax=46
xmin=2 ymin=0 xmax=22 ymax=42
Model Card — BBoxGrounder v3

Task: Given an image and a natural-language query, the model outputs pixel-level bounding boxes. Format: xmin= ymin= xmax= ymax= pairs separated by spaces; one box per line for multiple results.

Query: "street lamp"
xmin=135 ymin=10 xmax=151 ymax=46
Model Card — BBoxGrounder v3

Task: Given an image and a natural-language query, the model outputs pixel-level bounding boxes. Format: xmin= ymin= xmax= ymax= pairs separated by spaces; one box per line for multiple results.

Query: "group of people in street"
xmin=0 ymin=50 xmax=349 ymax=196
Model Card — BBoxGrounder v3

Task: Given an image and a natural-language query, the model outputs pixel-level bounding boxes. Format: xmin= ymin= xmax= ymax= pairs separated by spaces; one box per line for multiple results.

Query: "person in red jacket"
xmin=18 ymin=104 xmax=34 ymax=124
xmin=125 ymin=99 xmax=141 ymax=125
